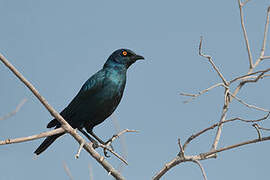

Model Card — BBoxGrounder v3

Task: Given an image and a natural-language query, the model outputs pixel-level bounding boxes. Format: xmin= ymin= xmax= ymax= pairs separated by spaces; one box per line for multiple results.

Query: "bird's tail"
xmin=34 ymin=133 xmax=64 ymax=155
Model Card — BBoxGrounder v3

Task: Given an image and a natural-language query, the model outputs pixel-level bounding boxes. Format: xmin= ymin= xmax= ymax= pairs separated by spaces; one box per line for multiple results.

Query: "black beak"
xmin=132 ymin=54 xmax=144 ymax=61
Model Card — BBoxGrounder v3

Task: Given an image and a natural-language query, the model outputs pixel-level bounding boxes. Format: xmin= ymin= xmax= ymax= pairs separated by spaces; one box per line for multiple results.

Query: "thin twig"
xmin=154 ymin=135 xmax=270 ymax=180
xmin=255 ymin=124 xmax=270 ymax=131
xmin=180 ymin=83 xmax=227 ymax=103
xmin=183 ymin=112 xmax=270 ymax=151
xmin=202 ymin=135 xmax=270 ymax=158
xmin=177 ymin=138 xmax=184 ymax=157
xmin=238 ymin=0 xmax=253 ymax=69
xmin=106 ymin=129 xmax=138 ymax=147
xmin=112 ymin=116 xmax=128 ymax=173
xmin=252 ymin=124 xmax=262 ymax=140
xmin=99 ymin=144 xmax=128 ymax=165
xmin=224 ymin=112 xmax=270 ymax=123
xmin=75 ymin=141 xmax=85 ymax=159
xmin=199 ymin=37 xmax=228 ymax=85
xmin=0 ymin=98 xmax=27 ymax=120
xmin=261 ymin=56 xmax=270 ymax=60
xmin=253 ymin=6 xmax=270 ymax=68
xmin=229 ymin=68 xmax=270 ymax=83
xmin=260 ymin=5 xmax=270 ymax=58
xmin=0 ymin=128 xmax=65 ymax=145
xmin=229 ymin=92 xmax=270 ymax=112
xmin=211 ymin=89 xmax=229 ymax=151
xmin=191 ymin=160 xmax=208 ymax=180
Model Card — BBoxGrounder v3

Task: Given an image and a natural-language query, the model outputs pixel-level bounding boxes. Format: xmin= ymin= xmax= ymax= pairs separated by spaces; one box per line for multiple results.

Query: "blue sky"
xmin=1 ymin=0 xmax=270 ymax=179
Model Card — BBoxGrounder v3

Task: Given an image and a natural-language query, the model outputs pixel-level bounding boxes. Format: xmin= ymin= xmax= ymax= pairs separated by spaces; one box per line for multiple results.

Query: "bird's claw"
xmin=91 ymin=141 xmax=99 ymax=149
xmin=103 ymin=143 xmax=114 ymax=157
xmin=104 ymin=148 xmax=110 ymax=157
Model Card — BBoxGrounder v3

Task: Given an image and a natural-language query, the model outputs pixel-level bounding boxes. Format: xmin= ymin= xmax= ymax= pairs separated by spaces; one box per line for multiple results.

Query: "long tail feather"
xmin=34 ymin=133 xmax=64 ymax=155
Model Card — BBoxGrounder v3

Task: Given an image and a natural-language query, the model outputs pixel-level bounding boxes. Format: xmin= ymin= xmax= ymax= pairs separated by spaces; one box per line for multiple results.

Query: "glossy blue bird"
xmin=34 ymin=49 xmax=144 ymax=155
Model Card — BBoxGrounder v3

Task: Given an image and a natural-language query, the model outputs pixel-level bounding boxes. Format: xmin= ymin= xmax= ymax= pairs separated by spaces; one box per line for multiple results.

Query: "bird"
xmin=34 ymin=48 xmax=144 ymax=155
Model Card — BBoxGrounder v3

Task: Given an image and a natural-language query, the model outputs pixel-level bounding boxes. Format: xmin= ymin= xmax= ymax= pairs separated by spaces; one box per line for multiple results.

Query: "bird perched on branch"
xmin=34 ymin=49 xmax=144 ymax=155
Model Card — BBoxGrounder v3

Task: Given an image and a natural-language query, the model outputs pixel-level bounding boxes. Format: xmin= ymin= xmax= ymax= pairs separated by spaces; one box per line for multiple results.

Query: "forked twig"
xmin=199 ymin=37 xmax=228 ymax=85
xmin=106 ymin=129 xmax=138 ymax=147
xmin=180 ymin=83 xmax=227 ymax=103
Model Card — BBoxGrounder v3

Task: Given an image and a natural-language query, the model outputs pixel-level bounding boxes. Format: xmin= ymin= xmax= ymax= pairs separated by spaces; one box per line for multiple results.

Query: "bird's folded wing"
xmin=47 ymin=70 xmax=106 ymax=128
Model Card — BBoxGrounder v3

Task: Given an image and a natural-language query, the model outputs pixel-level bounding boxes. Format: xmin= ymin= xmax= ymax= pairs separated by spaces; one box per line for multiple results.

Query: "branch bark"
xmin=0 ymin=53 xmax=125 ymax=180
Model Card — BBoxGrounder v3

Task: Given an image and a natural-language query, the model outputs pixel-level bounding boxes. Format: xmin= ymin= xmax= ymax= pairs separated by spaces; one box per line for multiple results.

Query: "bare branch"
xmin=155 ymin=3 xmax=270 ymax=180
xmin=106 ymin=129 xmax=138 ymax=147
xmin=211 ymin=89 xmax=230 ymax=151
xmin=225 ymin=112 xmax=270 ymax=123
xmin=253 ymin=6 xmax=270 ymax=67
xmin=261 ymin=56 xmax=270 ymax=60
xmin=254 ymin=123 xmax=270 ymax=131
xmin=177 ymin=138 xmax=184 ymax=157
xmin=229 ymin=68 xmax=270 ymax=83
xmin=180 ymin=83 xmax=227 ymax=103
xmin=0 ymin=98 xmax=27 ymax=121
xmin=0 ymin=128 xmax=65 ymax=145
xmin=229 ymin=92 xmax=270 ymax=112
xmin=238 ymin=0 xmax=253 ymax=69
xmin=191 ymin=160 xmax=208 ymax=180
xmin=75 ymin=141 xmax=85 ymax=159
xmin=252 ymin=124 xmax=262 ymax=140
xmin=155 ymin=135 xmax=270 ymax=180
xmin=183 ymin=112 xmax=269 ymax=151
xmin=0 ymin=53 xmax=125 ymax=180
xmin=202 ymin=135 xmax=270 ymax=158
xmin=112 ymin=116 xmax=128 ymax=173
xmin=199 ymin=37 xmax=228 ymax=85
xmin=99 ymin=143 xmax=128 ymax=165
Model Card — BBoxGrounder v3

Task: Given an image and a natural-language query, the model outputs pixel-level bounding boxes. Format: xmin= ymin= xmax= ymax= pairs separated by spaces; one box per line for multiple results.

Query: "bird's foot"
xmin=105 ymin=134 xmax=118 ymax=145
xmin=91 ymin=140 xmax=99 ymax=149
xmin=102 ymin=143 xmax=114 ymax=157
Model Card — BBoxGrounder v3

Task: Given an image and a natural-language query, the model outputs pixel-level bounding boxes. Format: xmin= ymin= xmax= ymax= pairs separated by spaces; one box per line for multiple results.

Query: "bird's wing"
xmin=47 ymin=69 xmax=106 ymax=128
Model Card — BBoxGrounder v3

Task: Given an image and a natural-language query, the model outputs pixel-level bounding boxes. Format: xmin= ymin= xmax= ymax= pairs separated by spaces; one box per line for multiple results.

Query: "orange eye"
xmin=122 ymin=51 xmax=127 ymax=56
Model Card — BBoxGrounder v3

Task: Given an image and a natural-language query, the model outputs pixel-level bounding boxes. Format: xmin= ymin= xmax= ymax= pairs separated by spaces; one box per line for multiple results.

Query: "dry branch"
xmin=0 ymin=53 xmax=125 ymax=180
xmin=238 ymin=0 xmax=253 ymax=69
xmin=0 ymin=128 xmax=65 ymax=145
xmin=153 ymin=3 xmax=270 ymax=179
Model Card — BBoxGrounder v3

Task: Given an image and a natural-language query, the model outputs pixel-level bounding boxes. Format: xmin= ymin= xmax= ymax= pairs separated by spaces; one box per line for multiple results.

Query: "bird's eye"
xmin=122 ymin=51 xmax=127 ymax=56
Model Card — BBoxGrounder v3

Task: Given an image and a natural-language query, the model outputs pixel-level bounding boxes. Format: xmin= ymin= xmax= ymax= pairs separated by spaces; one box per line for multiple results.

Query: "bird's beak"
xmin=132 ymin=54 xmax=144 ymax=61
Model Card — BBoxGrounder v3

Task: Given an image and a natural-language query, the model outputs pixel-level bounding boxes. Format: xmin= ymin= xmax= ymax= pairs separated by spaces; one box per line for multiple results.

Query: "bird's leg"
xmin=89 ymin=130 xmax=115 ymax=150
xmin=87 ymin=129 xmax=113 ymax=157
xmin=89 ymin=131 xmax=106 ymax=144
xmin=78 ymin=128 xmax=98 ymax=149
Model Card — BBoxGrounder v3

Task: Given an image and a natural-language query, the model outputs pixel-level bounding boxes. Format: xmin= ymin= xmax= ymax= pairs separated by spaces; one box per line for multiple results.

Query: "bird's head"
xmin=104 ymin=49 xmax=144 ymax=69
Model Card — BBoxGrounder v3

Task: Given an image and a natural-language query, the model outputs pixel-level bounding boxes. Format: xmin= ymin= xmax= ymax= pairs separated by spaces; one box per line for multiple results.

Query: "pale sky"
xmin=1 ymin=0 xmax=270 ymax=179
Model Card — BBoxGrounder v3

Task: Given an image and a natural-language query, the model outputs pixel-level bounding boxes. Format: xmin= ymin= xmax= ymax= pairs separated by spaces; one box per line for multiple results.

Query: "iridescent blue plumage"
xmin=34 ymin=49 xmax=144 ymax=155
